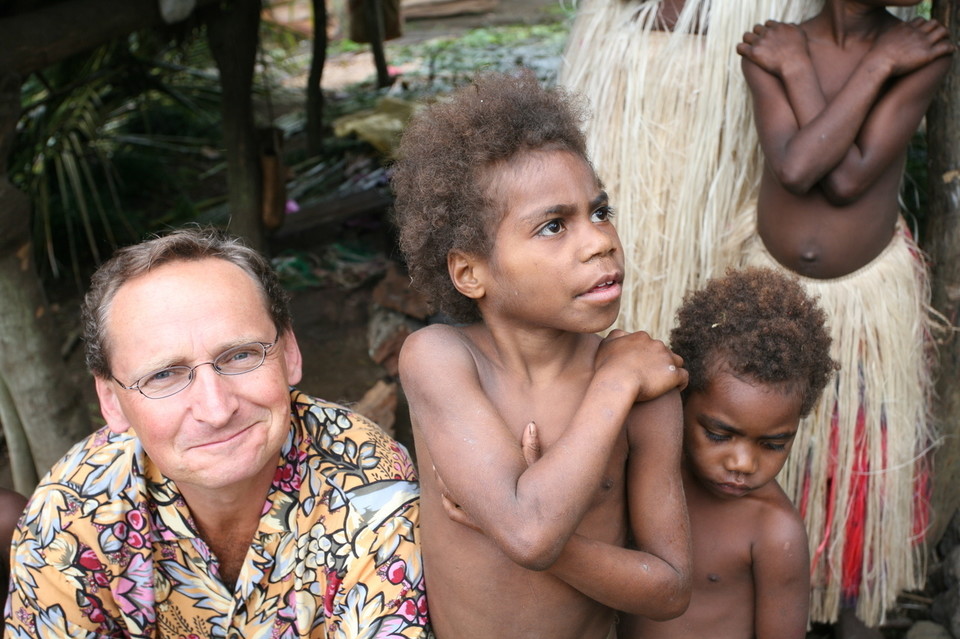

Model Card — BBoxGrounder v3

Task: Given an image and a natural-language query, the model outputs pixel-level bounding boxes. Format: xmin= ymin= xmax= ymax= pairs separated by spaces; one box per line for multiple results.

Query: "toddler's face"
xmin=682 ymin=368 xmax=802 ymax=500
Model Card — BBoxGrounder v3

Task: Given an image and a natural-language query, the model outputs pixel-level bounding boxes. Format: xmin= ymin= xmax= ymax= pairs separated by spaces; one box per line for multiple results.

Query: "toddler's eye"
xmin=704 ymin=430 xmax=729 ymax=443
xmin=538 ymin=219 xmax=564 ymax=236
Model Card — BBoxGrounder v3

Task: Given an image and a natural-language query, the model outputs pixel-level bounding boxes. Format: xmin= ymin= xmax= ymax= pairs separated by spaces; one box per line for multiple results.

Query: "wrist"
xmin=779 ymin=54 xmax=813 ymax=82
xmin=862 ymin=49 xmax=896 ymax=77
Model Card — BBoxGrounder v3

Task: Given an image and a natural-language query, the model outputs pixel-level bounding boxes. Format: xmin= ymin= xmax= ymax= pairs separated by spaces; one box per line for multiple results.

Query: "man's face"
xmin=94 ymin=258 xmax=302 ymax=498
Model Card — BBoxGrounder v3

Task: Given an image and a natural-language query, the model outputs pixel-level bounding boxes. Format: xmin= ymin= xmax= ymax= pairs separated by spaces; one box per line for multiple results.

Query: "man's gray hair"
xmin=81 ymin=226 xmax=292 ymax=378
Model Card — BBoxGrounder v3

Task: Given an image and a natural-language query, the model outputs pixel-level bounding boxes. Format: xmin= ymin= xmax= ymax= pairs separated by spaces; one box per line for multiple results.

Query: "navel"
xmin=707 ymin=573 xmax=721 ymax=583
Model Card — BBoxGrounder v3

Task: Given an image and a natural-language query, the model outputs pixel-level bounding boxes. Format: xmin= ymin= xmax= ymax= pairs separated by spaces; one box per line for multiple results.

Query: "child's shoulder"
xmin=752 ymin=481 xmax=806 ymax=548
xmin=399 ymin=322 xmax=485 ymax=378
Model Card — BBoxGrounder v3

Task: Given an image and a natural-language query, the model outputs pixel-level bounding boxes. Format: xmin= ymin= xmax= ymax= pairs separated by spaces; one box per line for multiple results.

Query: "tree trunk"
xmin=306 ymin=0 xmax=328 ymax=157
xmin=0 ymin=73 xmax=91 ymax=491
xmin=204 ymin=0 xmax=265 ymax=251
xmin=926 ymin=0 xmax=960 ymax=546
xmin=364 ymin=0 xmax=392 ymax=88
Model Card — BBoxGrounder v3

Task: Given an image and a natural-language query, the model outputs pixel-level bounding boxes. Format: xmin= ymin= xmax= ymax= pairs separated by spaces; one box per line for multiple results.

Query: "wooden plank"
xmin=401 ymin=0 xmax=498 ymax=19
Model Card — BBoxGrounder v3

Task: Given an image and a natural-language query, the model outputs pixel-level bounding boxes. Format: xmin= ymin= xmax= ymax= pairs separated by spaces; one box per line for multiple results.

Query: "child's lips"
xmin=712 ymin=481 xmax=751 ymax=497
xmin=577 ymin=273 xmax=623 ymax=299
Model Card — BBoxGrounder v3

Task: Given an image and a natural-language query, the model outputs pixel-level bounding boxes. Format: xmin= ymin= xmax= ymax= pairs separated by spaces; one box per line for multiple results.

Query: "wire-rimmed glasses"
xmin=111 ymin=332 xmax=280 ymax=399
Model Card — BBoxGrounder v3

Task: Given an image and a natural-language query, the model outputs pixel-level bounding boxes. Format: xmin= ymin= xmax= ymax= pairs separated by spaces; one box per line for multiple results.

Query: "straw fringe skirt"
xmin=559 ymin=0 xmax=814 ymax=339
xmin=741 ymin=225 xmax=937 ymax=626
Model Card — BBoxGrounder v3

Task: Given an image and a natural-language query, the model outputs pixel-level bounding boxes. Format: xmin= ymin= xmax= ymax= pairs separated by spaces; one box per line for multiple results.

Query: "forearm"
xmin=548 ymin=534 xmax=690 ymax=618
xmin=775 ymin=56 xmax=892 ymax=191
xmin=496 ymin=379 xmax=640 ymax=568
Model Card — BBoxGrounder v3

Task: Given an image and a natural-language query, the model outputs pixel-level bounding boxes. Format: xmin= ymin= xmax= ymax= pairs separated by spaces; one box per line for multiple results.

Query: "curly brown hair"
xmin=669 ymin=267 xmax=836 ymax=417
xmin=392 ymin=70 xmax=591 ymax=323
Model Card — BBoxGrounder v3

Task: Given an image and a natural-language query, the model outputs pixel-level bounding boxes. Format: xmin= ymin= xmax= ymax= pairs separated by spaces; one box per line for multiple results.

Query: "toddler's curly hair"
xmin=392 ymin=70 xmax=591 ymax=323
xmin=670 ymin=267 xmax=836 ymax=417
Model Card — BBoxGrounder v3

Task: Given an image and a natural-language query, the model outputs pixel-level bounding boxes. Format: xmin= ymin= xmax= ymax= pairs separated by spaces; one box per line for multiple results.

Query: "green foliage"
xmin=11 ymin=30 xmax=224 ymax=284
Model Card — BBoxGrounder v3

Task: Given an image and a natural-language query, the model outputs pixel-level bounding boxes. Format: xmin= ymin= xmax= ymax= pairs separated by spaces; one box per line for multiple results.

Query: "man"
xmin=5 ymin=227 xmax=431 ymax=638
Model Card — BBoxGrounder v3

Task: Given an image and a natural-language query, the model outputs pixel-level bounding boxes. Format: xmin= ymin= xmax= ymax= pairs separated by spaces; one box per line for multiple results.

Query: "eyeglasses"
xmin=112 ymin=332 xmax=280 ymax=399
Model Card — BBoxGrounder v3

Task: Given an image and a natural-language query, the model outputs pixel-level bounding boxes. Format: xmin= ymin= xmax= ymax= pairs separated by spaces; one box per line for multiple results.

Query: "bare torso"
xmin=756 ymin=33 xmax=901 ymax=279
xmin=756 ymin=167 xmax=901 ymax=279
xmin=622 ymin=470 xmax=802 ymax=639
xmin=414 ymin=325 xmax=626 ymax=639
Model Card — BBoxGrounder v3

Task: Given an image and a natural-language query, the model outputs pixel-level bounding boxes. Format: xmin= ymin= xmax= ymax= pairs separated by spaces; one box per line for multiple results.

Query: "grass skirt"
xmin=559 ymin=0 xmax=814 ymax=339
xmin=740 ymin=224 xmax=937 ymax=625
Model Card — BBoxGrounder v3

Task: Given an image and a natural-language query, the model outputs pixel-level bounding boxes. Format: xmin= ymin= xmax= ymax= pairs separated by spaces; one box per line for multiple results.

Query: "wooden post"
xmin=307 ymin=0 xmax=329 ymax=156
xmin=204 ymin=0 xmax=265 ymax=250
xmin=926 ymin=0 xmax=960 ymax=545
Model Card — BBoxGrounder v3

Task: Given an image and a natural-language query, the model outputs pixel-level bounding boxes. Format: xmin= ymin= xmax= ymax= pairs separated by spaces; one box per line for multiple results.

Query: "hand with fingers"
xmin=869 ymin=16 xmax=956 ymax=77
xmin=595 ymin=329 xmax=688 ymax=402
xmin=736 ymin=20 xmax=810 ymax=78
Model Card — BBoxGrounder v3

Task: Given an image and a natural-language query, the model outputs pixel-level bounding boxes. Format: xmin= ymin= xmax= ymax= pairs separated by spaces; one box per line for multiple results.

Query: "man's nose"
xmin=187 ymin=364 xmax=239 ymax=425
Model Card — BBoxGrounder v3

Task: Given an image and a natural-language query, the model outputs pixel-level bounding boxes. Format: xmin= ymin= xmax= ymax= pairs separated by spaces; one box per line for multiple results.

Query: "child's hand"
xmin=436 ymin=466 xmax=484 ymax=533
xmin=595 ymin=329 xmax=687 ymax=402
xmin=736 ymin=20 xmax=809 ymax=77
xmin=871 ymin=17 xmax=956 ymax=77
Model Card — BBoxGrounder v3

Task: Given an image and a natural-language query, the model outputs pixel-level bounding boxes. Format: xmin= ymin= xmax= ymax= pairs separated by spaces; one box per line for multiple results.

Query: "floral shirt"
xmin=4 ymin=389 xmax=432 ymax=639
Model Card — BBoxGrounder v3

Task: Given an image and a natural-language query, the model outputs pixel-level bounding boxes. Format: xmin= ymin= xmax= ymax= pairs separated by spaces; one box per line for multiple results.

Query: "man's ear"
xmin=94 ymin=376 xmax=133 ymax=434
xmin=448 ymin=251 xmax=486 ymax=300
xmin=280 ymin=328 xmax=303 ymax=386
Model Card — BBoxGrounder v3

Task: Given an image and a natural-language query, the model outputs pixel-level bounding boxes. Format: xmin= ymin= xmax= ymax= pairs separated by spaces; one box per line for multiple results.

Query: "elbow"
xmin=820 ymin=175 xmax=866 ymax=206
xmin=653 ymin=583 xmax=692 ymax=621
xmin=500 ymin=528 xmax=564 ymax=571
xmin=642 ymin=575 xmax=692 ymax=620
xmin=774 ymin=163 xmax=817 ymax=196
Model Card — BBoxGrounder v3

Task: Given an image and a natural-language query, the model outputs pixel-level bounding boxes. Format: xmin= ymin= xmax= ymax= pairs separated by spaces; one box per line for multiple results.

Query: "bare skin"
xmin=639 ymin=0 xmax=701 ymax=33
xmin=738 ymin=0 xmax=954 ymax=278
xmin=623 ymin=369 xmax=810 ymax=639
xmin=400 ymin=149 xmax=691 ymax=639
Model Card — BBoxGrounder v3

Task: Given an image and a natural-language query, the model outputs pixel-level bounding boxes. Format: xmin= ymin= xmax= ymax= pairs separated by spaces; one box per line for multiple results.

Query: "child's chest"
xmin=807 ymin=39 xmax=873 ymax=100
xmin=492 ymin=379 xmax=630 ymax=516
xmin=689 ymin=500 xmax=758 ymax=590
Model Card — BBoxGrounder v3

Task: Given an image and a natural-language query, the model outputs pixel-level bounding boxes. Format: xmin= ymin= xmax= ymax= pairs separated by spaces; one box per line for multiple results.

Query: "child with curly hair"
xmin=622 ymin=267 xmax=836 ymax=639
xmin=392 ymin=70 xmax=692 ymax=639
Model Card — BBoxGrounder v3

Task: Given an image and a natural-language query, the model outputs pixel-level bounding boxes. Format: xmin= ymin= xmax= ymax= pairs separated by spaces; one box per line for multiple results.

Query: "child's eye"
xmin=704 ymin=430 xmax=729 ymax=443
xmin=591 ymin=206 xmax=615 ymax=223
xmin=538 ymin=219 xmax=565 ymax=236
xmin=762 ymin=442 xmax=787 ymax=452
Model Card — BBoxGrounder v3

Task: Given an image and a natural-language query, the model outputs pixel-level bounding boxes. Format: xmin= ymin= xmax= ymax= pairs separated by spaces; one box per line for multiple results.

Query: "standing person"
xmin=392 ymin=70 xmax=692 ymax=639
xmin=4 ymin=227 xmax=431 ymax=638
xmin=737 ymin=2 xmax=955 ymax=626
xmin=559 ymin=0 xmax=813 ymax=340
xmin=622 ymin=267 xmax=836 ymax=639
